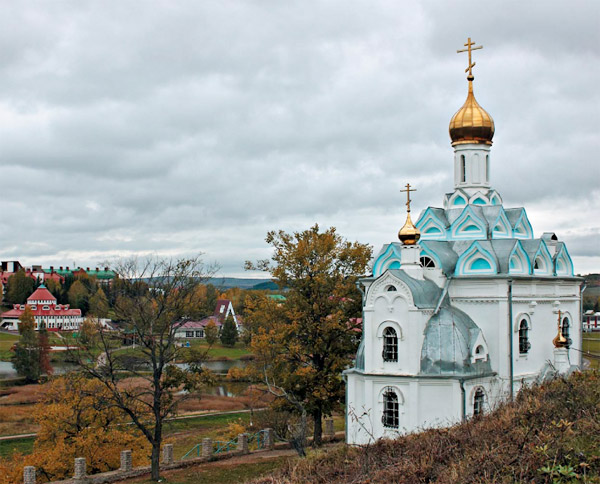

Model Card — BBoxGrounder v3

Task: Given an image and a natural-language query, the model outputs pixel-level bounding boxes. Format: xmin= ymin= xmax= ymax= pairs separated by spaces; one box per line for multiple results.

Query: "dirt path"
xmin=0 ymin=408 xmax=263 ymax=442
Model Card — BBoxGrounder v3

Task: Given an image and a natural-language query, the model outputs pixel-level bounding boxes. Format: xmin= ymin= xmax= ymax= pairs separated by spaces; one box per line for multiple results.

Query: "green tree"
xmin=13 ymin=307 xmax=41 ymax=382
xmin=245 ymin=225 xmax=371 ymax=449
xmin=68 ymin=280 xmax=89 ymax=312
xmin=204 ymin=320 xmax=218 ymax=345
xmin=89 ymin=288 xmax=109 ymax=318
xmin=220 ymin=314 xmax=238 ymax=347
xmin=5 ymin=270 xmax=36 ymax=305
xmin=38 ymin=322 xmax=53 ymax=376
xmin=78 ymin=318 xmax=99 ymax=348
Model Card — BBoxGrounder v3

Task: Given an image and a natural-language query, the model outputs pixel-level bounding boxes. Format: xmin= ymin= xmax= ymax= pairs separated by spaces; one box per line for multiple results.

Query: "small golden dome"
xmin=449 ymin=78 xmax=495 ymax=146
xmin=553 ymin=318 xmax=568 ymax=349
xmin=398 ymin=212 xmax=420 ymax=245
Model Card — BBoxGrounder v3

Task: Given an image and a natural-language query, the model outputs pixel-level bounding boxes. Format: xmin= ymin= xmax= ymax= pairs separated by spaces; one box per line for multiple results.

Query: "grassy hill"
xmin=253 ymin=371 xmax=600 ymax=484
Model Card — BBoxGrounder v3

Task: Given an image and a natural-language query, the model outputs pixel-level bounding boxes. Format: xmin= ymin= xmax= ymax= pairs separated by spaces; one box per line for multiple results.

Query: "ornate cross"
xmin=400 ymin=183 xmax=416 ymax=213
xmin=457 ymin=37 xmax=483 ymax=77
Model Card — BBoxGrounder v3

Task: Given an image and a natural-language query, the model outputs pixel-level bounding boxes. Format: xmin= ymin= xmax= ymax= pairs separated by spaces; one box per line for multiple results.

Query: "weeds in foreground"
xmin=251 ymin=371 xmax=600 ymax=484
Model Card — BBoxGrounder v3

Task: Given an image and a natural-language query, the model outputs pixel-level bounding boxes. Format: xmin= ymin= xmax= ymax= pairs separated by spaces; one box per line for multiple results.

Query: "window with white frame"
xmin=473 ymin=388 xmax=485 ymax=416
xmin=382 ymin=387 xmax=399 ymax=428
xmin=519 ymin=320 xmax=531 ymax=355
xmin=562 ymin=317 xmax=571 ymax=348
xmin=382 ymin=327 xmax=398 ymax=362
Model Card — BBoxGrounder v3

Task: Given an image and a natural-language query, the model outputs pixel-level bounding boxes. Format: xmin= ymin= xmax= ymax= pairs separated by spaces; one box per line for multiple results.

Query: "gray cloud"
xmin=0 ymin=1 xmax=598 ymax=276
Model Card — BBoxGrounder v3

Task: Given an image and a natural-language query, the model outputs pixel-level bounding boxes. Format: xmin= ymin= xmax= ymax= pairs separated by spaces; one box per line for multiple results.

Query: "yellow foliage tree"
xmin=0 ymin=375 xmax=150 ymax=483
xmin=245 ymin=225 xmax=371 ymax=450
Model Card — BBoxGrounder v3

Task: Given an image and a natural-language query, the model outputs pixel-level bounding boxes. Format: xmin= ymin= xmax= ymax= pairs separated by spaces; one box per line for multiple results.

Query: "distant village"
xmin=0 ymin=259 xmax=283 ymax=340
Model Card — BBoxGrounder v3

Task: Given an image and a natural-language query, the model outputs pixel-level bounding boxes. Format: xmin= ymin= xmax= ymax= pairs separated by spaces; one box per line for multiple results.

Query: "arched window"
xmin=386 ymin=285 xmax=397 ymax=292
xmin=519 ymin=320 xmax=530 ymax=354
xmin=485 ymin=155 xmax=490 ymax=182
xmin=382 ymin=388 xmax=399 ymax=428
xmin=562 ymin=317 xmax=571 ymax=348
xmin=461 ymin=155 xmax=466 ymax=183
xmin=382 ymin=327 xmax=398 ymax=362
xmin=473 ymin=388 xmax=485 ymax=416
xmin=420 ymin=256 xmax=436 ymax=268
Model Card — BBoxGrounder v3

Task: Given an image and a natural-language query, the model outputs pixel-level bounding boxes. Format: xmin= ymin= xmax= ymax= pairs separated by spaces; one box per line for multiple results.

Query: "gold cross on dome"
xmin=457 ymin=37 xmax=483 ymax=78
xmin=400 ymin=183 xmax=416 ymax=213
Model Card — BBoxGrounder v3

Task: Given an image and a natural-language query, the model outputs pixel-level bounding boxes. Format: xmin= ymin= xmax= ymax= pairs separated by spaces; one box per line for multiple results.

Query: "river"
xmin=0 ymin=358 xmax=246 ymax=380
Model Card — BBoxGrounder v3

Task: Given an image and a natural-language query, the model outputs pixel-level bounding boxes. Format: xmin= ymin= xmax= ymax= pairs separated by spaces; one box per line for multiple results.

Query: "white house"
xmin=174 ymin=298 xmax=241 ymax=339
xmin=1 ymin=285 xmax=84 ymax=331
xmin=345 ymin=42 xmax=582 ymax=445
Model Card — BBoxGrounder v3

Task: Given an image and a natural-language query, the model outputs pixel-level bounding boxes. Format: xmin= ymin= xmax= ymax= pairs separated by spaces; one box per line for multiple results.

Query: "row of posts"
xmin=22 ymin=421 xmax=335 ymax=484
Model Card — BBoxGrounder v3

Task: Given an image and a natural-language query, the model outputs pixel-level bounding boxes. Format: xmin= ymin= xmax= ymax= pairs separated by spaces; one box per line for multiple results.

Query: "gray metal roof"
xmin=388 ymin=270 xmax=442 ymax=308
xmin=420 ymin=302 xmax=492 ymax=376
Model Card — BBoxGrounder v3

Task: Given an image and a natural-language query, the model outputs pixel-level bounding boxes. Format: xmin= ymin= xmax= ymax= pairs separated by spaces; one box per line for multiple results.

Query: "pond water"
xmin=0 ymin=360 xmax=80 ymax=380
xmin=0 ymin=358 xmax=246 ymax=380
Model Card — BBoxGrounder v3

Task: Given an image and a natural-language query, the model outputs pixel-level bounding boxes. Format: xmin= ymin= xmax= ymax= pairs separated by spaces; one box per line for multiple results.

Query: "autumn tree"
xmin=89 ymin=288 xmax=109 ymax=318
xmin=5 ymin=270 xmax=36 ymax=305
xmin=205 ymin=320 xmax=219 ymax=345
xmin=220 ymin=314 xmax=238 ymax=347
xmin=245 ymin=225 xmax=371 ymax=449
xmin=13 ymin=307 xmax=41 ymax=382
xmin=44 ymin=278 xmax=63 ymax=300
xmin=72 ymin=256 xmax=217 ymax=481
xmin=78 ymin=318 xmax=99 ymax=348
xmin=68 ymin=280 xmax=89 ymax=312
xmin=28 ymin=374 xmax=149 ymax=480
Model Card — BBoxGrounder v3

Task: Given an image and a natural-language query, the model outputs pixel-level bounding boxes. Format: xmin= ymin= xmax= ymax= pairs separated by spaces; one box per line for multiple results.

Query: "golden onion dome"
xmin=553 ymin=313 xmax=569 ymax=349
xmin=398 ymin=212 xmax=420 ymax=245
xmin=449 ymin=77 xmax=495 ymax=146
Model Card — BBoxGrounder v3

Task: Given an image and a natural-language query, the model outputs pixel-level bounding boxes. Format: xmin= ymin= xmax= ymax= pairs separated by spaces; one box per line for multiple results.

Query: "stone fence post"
xmin=237 ymin=433 xmax=248 ymax=454
xmin=263 ymin=428 xmax=274 ymax=450
xmin=120 ymin=450 xmax=132 ymax=472
xmin=23 ymin=466 xmax=36 ymax=484
xmin=202 ymin=438 xmax=213 ymax=458
xmin=162 ymin=444 xmax=174 ymax=465
xmin=73 ymin=457 xmax=86 ymax=480
xmin=324 ymin=418 xmax=335 ymax=439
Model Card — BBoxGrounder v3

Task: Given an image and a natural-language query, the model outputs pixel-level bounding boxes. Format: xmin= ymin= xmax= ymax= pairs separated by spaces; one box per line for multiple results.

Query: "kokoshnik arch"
xmin=344 ymin=38 xmax=581 ymax=444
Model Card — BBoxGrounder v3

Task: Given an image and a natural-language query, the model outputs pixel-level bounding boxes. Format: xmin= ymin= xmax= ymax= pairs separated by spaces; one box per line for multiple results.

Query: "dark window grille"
xmin=382 ymin=327 xmax=398 ymax=362
xmin=382 ymin=388 xmax=399 ymax=428
xmin=473 ymin=388 xmax=485 ymax=416
xmin=519 ymin=320 xmax=530 ymax=354
xmin=562 ymin=318 xmax=572 ymax=348
xmin=420 ymin=256 xmax=436 ymax=268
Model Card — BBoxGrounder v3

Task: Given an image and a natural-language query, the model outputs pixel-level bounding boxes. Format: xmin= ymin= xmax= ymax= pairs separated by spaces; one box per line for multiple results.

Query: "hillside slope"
xmin=254 ymin=371 xmax=600 ymax=484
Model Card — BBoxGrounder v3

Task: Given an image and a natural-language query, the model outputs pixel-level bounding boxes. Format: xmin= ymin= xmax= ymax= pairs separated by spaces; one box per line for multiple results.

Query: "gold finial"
xmin=553 ymin=310 xmax=568 ymax=348
xmin=457 ymin=37 xmax=483 ymax=80
xmin=398 ymin=183 xmax=420 ymax=245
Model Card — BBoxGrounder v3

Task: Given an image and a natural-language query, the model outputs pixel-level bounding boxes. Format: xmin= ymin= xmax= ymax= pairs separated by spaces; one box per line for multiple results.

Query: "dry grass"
xmin=0 ymin=406 xmax=39 ymax=436
xmin=0 ymin=383 xmax=46 ymax=405
xmin=0 ymin=383 xmax=47 ymax=436
xmin=252 ymin=371 xmax=600 ymax=484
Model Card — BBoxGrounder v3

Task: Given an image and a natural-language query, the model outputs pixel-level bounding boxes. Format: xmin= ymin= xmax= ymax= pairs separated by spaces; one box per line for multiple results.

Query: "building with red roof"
xmin=1 ymin=284 xmax=83 ymax=331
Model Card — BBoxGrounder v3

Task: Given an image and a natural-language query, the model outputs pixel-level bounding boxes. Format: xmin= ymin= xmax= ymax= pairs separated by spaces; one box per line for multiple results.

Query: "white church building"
xmin=344 ymin=40 xmax=582 ymax=445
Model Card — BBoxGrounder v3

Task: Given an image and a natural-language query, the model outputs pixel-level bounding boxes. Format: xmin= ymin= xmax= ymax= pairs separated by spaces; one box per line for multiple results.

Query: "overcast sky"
xmin=0 ymin=1 xmax=598 ymax=277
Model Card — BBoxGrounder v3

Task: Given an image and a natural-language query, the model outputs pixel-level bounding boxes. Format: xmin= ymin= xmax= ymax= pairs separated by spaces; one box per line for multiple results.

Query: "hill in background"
xmin=206 ymin=277 xmax=278 ymax=290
